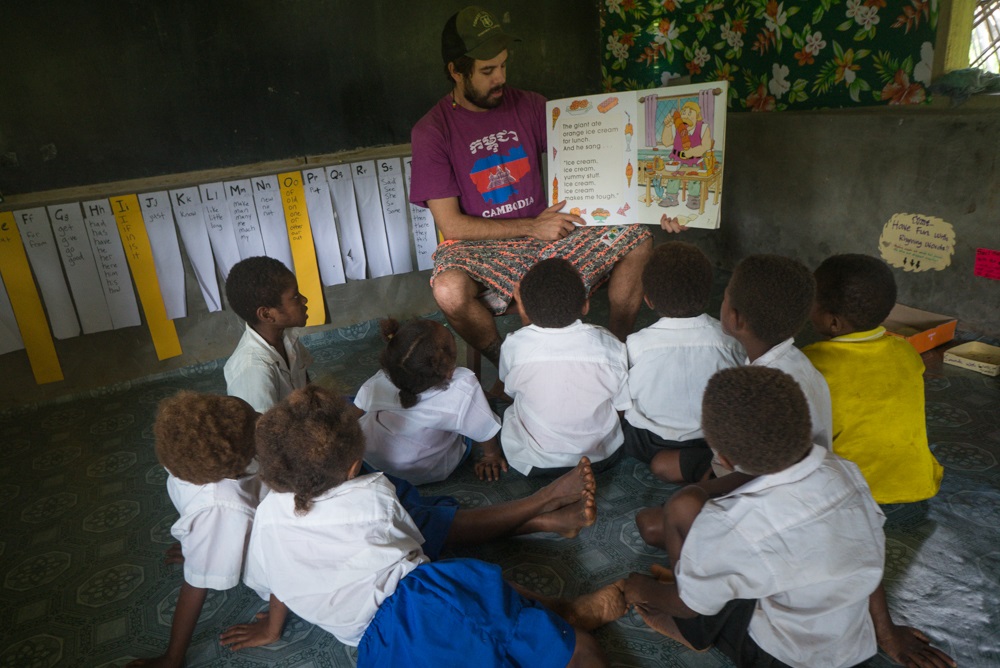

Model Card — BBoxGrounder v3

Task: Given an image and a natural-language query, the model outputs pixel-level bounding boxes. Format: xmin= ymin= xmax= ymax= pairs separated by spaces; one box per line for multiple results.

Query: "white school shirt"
xmin=355 ymin=367 xmax=501 ymax=485
xmin=224 ymin=323 xmax=312 ymax=413
xmin=166 ymin=474 xmax=263 ymax=590
xmin=752 ymin=338 xmax=833 ymax=450
xmin=676 ymin=446 xmax=885 ymax=668
xmin=499 ymin=320 xmax=630 ymax=475
xmin=624 ymin=315 xmax=744 ymax=440
xmin=244 ymin=472 xmax=427 ymax=646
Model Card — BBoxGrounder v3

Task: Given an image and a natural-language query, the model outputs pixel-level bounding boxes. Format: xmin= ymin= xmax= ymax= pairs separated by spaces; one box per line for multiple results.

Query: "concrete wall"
xmin=718 ymin=104 xmax=999 ymax=338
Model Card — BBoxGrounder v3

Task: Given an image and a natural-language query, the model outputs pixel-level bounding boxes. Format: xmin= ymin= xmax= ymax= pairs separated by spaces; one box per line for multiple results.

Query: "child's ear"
xmin=256 ymin=305 xmax=274 ymax=324
xmin=728 ymin=305 xmax=748 ymax=334
xmin=346 ymin=459 xmax=364 ymax=481
xmin=643 ymin=294 xmax=654 ymax=311
xmin=827 ymin=314 xmax=849 ymax=336
xmin=582 ymin=298 xmax=590 ymax=317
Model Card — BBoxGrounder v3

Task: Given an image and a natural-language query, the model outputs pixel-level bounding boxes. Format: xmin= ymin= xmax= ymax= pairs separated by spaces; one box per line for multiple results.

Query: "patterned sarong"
xmin=431 ymin=226 xmax=652 ymax=314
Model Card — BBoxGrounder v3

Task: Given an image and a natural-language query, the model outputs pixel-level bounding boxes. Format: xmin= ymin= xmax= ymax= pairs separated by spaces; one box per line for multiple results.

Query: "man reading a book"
xmin=409 ymin=5 xmax=653 ymax=373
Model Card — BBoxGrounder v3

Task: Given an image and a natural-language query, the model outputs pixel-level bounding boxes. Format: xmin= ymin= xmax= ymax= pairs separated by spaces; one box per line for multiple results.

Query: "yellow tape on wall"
xmin=279 ymin=171 xmax=326 ymax=327
xmin=110 ymin=195 xmax=182 ymax=360
xmin=0 ymin=211 xmax=64 ymax=383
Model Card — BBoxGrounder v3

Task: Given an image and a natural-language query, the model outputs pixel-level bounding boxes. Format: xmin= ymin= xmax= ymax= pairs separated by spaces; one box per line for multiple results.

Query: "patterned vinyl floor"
xmin=1 ymin=297 xmax=998 ymax=667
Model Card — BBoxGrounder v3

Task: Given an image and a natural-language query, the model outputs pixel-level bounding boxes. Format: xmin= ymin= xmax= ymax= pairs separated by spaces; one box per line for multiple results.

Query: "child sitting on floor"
xmin=622 ymin=242 xmax=744 ymax=483
xmin=355 ymin=317 xmax=507 ymax=484
xmin=224 ymin=256 xmax=310 ymax=413
xmin=128 ymin=392 xmax=287 ymax=667
xmin=245 ymin=386 xmax=627 ymax=667
xmin=719 ymin=254 xmax=833 ymax=451
xmin=499 ymin=258 xmax=631 ymax=477
xmin=624 ymin=366 xmax=954 ymax=668
xmin=804 ymin=254 xmax=943 ymax=504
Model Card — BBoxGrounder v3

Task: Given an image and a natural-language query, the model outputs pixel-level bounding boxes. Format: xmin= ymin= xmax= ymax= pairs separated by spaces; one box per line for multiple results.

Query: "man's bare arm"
xmin=427 ymin=197 xmax=585 ymax=242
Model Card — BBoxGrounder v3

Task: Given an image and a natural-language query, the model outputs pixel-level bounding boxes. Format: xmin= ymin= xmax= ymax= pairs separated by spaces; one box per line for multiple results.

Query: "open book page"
xmin=546 ymin=81 xmax=727 ymax=230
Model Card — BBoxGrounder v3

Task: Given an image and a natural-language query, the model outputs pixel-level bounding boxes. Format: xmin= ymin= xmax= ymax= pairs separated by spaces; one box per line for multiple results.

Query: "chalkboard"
xmin=0 ymin=1 xmax=602 ymax=196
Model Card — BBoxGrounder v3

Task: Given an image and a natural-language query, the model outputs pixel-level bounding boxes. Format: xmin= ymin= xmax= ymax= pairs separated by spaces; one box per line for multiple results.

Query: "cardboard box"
xmin=943 ymin=342 xmax=1000 ymax=377
xmin=882 ymin=304 xmax=957 ymax=353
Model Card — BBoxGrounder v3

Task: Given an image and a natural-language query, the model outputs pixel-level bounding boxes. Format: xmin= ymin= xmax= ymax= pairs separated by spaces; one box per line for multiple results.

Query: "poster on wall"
xmin=46 ymin=203 xmax=114 ymax=334
xmin=878 ymin=213 xmax=955 ymax=272
xmin=546 ymin=81 xmax=727 ymax=230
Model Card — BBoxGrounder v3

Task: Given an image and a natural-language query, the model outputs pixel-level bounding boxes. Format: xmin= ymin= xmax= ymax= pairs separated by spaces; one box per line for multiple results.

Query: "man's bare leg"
xmin=606 ymin=237 xmax=653 ymax=341
xmin=432 ymin=269 xmax=503 ymax=367
xmin=445 ymin=458 xmax=597 ymax=546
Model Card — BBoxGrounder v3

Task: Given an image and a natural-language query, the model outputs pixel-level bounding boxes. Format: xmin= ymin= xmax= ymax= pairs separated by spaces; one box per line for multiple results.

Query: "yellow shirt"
xmin=804 ymin=327 xmax=943 ymax=504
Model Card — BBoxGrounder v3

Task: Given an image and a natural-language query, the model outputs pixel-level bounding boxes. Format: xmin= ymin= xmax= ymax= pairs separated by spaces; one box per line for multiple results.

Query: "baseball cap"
xmin=441 ymin=6 xmax=520 ymax=63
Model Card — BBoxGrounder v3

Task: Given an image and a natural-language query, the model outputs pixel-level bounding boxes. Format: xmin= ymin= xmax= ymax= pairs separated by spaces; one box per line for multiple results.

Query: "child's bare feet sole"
xmin=540 ymin=457 xmax=596 ymax=510
xmin=535 ymin=492 xmax=597 ymax=538
xmin=564 ymin=580 xmax=628 ymax=631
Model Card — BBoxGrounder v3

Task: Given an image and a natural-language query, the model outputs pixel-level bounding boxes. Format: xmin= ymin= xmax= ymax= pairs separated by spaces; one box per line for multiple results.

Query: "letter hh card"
xmin=547 ymin=81 xmax=727 ymax=230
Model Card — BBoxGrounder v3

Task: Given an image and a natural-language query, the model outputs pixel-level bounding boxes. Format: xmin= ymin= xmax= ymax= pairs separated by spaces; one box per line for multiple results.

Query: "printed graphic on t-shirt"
xmin=468 ymin=145 xmax=532 ymax=205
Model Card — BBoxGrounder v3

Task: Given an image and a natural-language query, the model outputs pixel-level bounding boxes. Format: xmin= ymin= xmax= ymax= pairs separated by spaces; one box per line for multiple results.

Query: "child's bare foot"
xmin=533 ymin=492 xmax=597 ymax=538
xmin=537 ymin=457 xmax=596 ymax=511
xmin=564 ymin=580 xmax=628 ymax=631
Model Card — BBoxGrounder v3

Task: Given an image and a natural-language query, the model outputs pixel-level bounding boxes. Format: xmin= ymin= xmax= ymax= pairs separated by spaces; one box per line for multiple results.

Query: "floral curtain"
xmin=601 ymin=0 xmax=939 ymax=111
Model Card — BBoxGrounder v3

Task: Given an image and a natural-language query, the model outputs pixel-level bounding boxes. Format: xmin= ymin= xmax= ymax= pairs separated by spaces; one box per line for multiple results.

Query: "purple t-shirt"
xmin=409 ymin=87 xmax=548 ymax=220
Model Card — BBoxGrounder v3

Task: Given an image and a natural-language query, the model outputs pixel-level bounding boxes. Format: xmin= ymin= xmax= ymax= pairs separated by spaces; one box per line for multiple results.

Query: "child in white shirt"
xmin=500 ymin=258 xmax=630 ymax=476
xmin=355 ymin=317 xmax=506 ymax=484
xmin=223 ymin=256 xmax=311 ymax=413
xmin=623 ymin=242 xmax=744 ymax=483
xmin=245 ymin=386 xmax=628 ymax=667
xmin=128 ymin=392 xmax=287 ymax=668
xmin=624 ymin=366 xmax=953 ymax=668
xmin=718 ymin=254 xmax=833 ymax=451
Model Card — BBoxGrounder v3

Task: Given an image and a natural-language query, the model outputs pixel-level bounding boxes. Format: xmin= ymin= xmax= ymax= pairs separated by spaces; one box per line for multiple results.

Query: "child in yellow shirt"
xmin=804 ymin=254 xmax=943 ymax=503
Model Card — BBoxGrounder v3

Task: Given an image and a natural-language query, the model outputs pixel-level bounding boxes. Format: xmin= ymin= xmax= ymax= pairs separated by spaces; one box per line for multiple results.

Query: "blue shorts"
xmin=361 ymin=463 xmax=459 ymax=560
xmin=359 ymin=559 xmax=575 ymax=668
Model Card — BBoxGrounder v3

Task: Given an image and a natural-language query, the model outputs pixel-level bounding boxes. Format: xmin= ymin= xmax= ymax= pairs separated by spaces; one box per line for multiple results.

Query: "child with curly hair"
xmin=804 ymin=254 xmax=943 ymax=503
xmin=245 ymin=386 xmax=627 ymax=667
xmin=354 ymin=317 xmax=507 ymax=484
xmin=224 ymin=256 xmax=310 ymax=412
xmin=128 ymin=392 xmax=287 ymax=668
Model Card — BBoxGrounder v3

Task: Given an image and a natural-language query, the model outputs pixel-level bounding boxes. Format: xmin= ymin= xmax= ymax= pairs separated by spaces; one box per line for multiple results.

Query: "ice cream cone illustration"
xmin=552 ymin=107 xmax=560 ymax=129
xmin=626 ymin=160 xmax=633 ymax=187
xmin=552 ymin=176 xmax=559 ymax=205
xmin=624 ymin=112 xmax=633 ymax=151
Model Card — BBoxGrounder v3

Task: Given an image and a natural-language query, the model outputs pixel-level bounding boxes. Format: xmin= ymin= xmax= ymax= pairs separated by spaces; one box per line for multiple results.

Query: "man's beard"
xmin=463 ymin=78 xmax=504 ymax=110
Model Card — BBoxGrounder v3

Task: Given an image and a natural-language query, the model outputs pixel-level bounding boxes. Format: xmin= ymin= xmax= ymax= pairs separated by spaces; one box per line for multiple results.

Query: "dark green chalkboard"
xmin=0 ymin=1 xmax=601 ymax=196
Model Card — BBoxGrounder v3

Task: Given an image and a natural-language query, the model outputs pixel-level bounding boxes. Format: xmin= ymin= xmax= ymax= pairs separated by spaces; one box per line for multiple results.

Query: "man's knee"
xmin=625 ymin=235 xmax=653 ymax=264
xmin=432 ymin=270 xmax=477 ymax=314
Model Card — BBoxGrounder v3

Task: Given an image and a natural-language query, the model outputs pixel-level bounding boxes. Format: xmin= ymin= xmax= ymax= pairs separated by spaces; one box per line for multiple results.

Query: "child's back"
xmin=625 ymin=314 xmax=743 ymax=441
xmin=624 ymin=243 xmax=743 ymax=452
xmin=804 ymin=254 xmax=942 ymax=503
xmin=500 ymin=259 xmax=629 ymax=476
xmin=356 ymin=318 xmax=503 ymax=484
xmin=678 ymin=367 xmax=884 ymax=668
xmin=247 ymin=471 xmax=426 ymax=644
xmin=501 ymin=320 xmax=629 ymax=474
xmin=357 ymin=366 xmax=500 ymax=485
